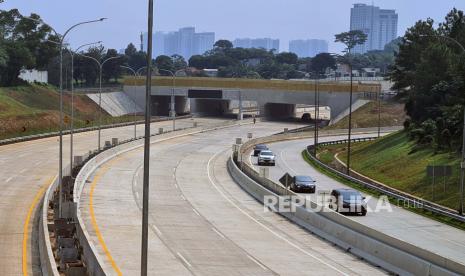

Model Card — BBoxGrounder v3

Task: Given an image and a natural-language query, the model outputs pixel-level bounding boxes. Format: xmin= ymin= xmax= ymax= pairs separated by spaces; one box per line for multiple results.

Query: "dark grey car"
xmin=291 ymin=175 xmax=316 ymax=193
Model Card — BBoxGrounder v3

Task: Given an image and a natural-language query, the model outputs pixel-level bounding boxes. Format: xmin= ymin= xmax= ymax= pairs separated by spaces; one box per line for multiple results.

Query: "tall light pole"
xmin=419 ymin=34 xmax=465 ymax=215
xmin=142 ymin=0 xmax=154 ymax=274
xmin=69 ymin=41 xmax=101 ymax=176
xmin=24 ymin=16 xmax=106 ymax=218
xmin=120 ymin=65 xmax=140 ymax=139
xmin=158 ymin=68 xmax=186 ymax=131
xmin=79 ymin=53 xmax=122 ymax=150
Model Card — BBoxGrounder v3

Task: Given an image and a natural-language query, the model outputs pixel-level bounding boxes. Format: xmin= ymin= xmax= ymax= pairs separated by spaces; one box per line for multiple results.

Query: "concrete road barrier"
xmin=231 ymin=133 xmax=465 ymax=276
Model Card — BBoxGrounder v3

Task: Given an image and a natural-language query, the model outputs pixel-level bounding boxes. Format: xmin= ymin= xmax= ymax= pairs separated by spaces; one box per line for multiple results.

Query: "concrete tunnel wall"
xmin=123 ymin=85 xmax=366 ymax=120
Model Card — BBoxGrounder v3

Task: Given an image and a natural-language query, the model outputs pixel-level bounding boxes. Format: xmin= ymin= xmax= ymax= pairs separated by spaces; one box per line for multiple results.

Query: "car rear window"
xmin=295 ymin=176 xmax=313 ymax=182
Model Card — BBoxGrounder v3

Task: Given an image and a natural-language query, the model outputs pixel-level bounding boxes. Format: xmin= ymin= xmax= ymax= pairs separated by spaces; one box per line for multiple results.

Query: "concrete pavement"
xmin=0 ymin=117 xmax=225 ymax=276
xmin=80 ymin=122 xmax=385 ymax=275
xmin=251 ymin=136 xmax=465 ymax=272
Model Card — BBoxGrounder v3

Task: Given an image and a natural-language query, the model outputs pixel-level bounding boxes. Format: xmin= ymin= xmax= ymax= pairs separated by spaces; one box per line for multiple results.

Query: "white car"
xmin=258 ymin=150 xmax=276 ymax=166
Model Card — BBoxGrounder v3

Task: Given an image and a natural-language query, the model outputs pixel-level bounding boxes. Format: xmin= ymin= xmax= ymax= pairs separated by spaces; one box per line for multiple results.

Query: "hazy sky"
xmin=2 ymin=0 xmax=465 ymax=53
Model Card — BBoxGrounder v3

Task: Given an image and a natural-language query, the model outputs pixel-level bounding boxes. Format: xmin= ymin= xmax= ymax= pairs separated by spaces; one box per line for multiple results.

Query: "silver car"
xmin=258 ymin=150 xmax=276 ymax=166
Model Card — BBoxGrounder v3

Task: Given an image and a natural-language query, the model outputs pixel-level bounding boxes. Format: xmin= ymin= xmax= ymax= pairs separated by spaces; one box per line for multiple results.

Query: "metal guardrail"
xmin=233 ymin=132 xmax=465 ymax=275
xmin=307 ymin=140 xmax=465 ymax=223
xmin=0 ymin=115 xmax=192 ymax=146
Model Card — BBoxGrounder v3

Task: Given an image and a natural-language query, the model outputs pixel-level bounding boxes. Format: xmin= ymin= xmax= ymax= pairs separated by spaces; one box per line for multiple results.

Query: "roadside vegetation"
xmin=0 ymin=84 xmax=141 ymax=140
xmin=317 ymin=131 xmax=461 ymax=211
xmin=327 ymin=100 xmax=406 ymax=130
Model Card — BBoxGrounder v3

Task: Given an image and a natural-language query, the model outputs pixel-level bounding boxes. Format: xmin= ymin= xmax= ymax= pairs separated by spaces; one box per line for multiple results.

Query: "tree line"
xmin=391 ymin=8 xmax=465 ymax=151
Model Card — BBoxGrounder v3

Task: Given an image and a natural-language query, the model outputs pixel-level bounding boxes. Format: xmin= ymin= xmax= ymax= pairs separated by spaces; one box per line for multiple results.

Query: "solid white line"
xmin=153 ymin=225 xmax=163 ymax=236
xmin=212 ymin=227 xmax=226 ymax=239
xmin=177 ymin=252 xmax=192 ymax=267
xmin=6 ymin=177 xmax=13 ymax=183
xmin=174 ymin=183 xmax=179 ymax=190
xmin=192 ymin=209 xmax=201 ymax=217
xmin=206 ymin=150 xmax=348 ymax=275
xmin=180 ymin=195 xmax=186 ymax=201
xmin=247 ymin=255 xmax=267 ymax=271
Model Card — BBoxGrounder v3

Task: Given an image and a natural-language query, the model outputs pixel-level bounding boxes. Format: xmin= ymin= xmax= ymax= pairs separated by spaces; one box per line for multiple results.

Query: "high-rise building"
xmin=289 ymin=39 xmax=328 ymax=57
xmin=233 ymin=38 xmax=280 ymax=52
xmin=194 ymin=32 xmax=216 ymax=55
xmin=142 ymin=27 xmax=215 ymax=60
xmin=350 ymin=3 xmax=398 ymax=54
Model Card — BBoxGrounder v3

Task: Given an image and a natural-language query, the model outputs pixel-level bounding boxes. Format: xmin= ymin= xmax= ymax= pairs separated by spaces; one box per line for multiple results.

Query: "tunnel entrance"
xmin=262 ymin=103 xmax=296 ymax=119
xmin=190 ymin=99 xmax=230 ymax=116
xmin=150 ymin=96 xmax=189 ymax=116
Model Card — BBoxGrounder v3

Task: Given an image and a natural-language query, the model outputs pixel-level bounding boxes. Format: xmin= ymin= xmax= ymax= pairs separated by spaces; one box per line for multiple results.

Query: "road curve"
xmin=252 ymin=136 xmax=465 ymax=272
xmin=80 ymin=122 xmax=386 ymax=275
xmin=0 ymin=117 xmax=225 ymax=276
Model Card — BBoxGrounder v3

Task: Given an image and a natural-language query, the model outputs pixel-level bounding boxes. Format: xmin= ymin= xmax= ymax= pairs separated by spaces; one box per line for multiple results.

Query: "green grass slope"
xmin=338 ymin=131 xmax=461 ymax=210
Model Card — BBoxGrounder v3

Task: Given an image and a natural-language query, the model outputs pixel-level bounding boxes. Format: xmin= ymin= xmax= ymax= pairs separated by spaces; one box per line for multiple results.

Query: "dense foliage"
xmin=391 ymin=8 xmax=465 ymax=150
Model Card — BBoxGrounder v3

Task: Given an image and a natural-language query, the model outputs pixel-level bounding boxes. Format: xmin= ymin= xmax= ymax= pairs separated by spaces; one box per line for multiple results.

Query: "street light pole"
xmin=142 ymin=0 xmax=154 ymax=274
xmin=347 ymin=55 xmax=354 ymax=175
xmin=158 ymin=69 xmax=186 ymax=130
xmin=120 ymin=65 xmax=140 ymax=139
xmin=24 ymin=16 xmax=106 ymax=218
xmin=68 ymin=41 xmax=101 ymax=176
xmin=79 ymin=54 xmax=122 ymax=150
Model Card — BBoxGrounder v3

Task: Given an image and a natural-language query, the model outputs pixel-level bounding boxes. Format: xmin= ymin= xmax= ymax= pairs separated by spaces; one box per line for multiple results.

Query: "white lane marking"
xmin=247 ymin=255 xmax=267 ymax=271
xmin=278 ymin=140 xmax=465 ymax=249
xmin=35 ymin=161 xmax=42 ymax=166
xmin=207 ymin=150 xmax=348 ymax=276
xmin=212 ymin=227 xmax=226 ymax=239
xmin=180 ymin=195 xmax=186 ymax=201
xmin=20 ymin=169 xmax=27 ymax=174
xmin=18 ymin=153 xmax=28 ymax=158
xmin=177 ymin=252 xmax=192 ymax=267
xmin=174 ymin=183 xmax=179 ymax=190
xmin=153 ymin=226 xmax=163 ymax=236
xmin=279 ymin=148 xmax=298 ymax=175
xmin=135 ymin=191 xmax=139 ymax=199
xmin=6 ymin=177 xmax=13 ymax=183
xmin=192 ymin=209 xmax=201 ymax=217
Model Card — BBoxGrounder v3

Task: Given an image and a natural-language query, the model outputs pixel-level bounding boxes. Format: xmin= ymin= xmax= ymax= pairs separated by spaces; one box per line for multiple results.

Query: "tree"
xmin=171 ymin=54 xmax=187 ymax=71
xmin=275 ymin=52 xmax=298 ymax=65
xmin=310 ymin=53 xmax=336 ymax=74
xmin=335 ymin=30 xmax=368 ymax=53
xmin=189 ymin=55 xmax=207 ymax=69
xmin=214 ymin=39 xmax=233 ymax=50
xmin=102 ymin=49 xmax=125 ymax=83
xmin=125 ymin=43 xmax=137 ymax=56
xmin=154 ymin=55 xmax=174 ymax=75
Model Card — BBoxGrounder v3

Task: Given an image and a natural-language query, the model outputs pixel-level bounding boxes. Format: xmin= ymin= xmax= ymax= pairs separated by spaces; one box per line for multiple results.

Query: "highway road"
xmin=0 ymin=117 xmax=228 ymax=276
xmin=80 ymin=122 xmax=385 ymax=275
xmin=249 ymin=136 xmax=465 ymax=272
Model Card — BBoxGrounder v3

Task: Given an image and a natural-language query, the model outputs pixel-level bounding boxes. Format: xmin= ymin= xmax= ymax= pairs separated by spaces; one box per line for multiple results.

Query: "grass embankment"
xmin=328 ymin=100 xmax=407 ymax=129
xmin=0 ymin=84 xmax=142 ymax=140
xmin=318 ymin=131 xmax=461 ymax=211
xmin=303 ymin=149 xmax=465 ymax=230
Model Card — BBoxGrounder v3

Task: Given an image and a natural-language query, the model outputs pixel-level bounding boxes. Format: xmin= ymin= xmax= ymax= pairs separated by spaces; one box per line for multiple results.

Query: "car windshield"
xmin=255 ymin=145 xmax=267 ymax=149
xmin=295 ymin=176 xmax=313 ymax=182
xmin=339 ymin=190 xmax=363 ymax=201
xmin=260 ymin=151 xmax=273 ymax=156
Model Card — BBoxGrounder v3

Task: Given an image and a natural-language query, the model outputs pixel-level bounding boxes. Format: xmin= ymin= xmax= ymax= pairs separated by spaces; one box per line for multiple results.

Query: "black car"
xmin=330 ymin=189 xmax=367 ymax=216
xmin=291 ymin=175 xmax=316 ymax=193
xmin=253 ymin=144 xmax=268 ymax=156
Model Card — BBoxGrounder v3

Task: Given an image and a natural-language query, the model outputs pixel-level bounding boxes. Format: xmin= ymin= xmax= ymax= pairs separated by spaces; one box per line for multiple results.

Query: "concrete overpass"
xmin=123 ymin=77 xmax=380 ymax=120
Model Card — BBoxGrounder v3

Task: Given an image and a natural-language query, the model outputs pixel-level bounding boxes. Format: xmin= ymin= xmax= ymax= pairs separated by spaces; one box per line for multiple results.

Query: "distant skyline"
xmin=2 ymin=1 xmax=465 ymax=54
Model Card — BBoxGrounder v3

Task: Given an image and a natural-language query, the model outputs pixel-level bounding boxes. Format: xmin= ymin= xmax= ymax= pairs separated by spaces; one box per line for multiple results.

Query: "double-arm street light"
xmin=158 ymin=68 xmax=187 ymax=131
xmin=418 ymin=34 xmax=465 ymax=215
xmin=79 ymin=53 xmax=122 ymax=151
xmin=331 ymin=53 xmax=355 ymax=175
xmin=120 ymin=65 xmax=141 ymax=139
xmin=24 ymin=16 xmax=106 ymax=218
xmin=68 ymin=41 xmax=101 ymax=175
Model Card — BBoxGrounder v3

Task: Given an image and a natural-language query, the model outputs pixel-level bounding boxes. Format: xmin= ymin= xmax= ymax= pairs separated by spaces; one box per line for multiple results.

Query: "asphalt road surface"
xmin=80 ymin=122 xmax=385 ymax=275
xmin=249 ymin=136 xmax=465 ymax=273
